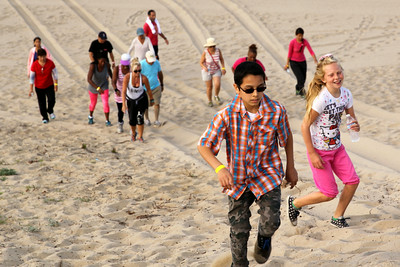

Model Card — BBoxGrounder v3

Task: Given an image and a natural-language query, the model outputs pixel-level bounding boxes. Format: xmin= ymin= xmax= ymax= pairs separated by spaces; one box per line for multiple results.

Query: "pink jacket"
xmin=27 ymin=46 xmax=52 ymax=76
xmin=287 ymin=38 xmax=315 ymax=62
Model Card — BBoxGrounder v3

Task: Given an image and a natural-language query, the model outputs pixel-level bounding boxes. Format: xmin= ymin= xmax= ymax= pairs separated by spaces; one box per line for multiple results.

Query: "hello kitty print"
xmin=309 ymin=87 xmax=353 ymax=151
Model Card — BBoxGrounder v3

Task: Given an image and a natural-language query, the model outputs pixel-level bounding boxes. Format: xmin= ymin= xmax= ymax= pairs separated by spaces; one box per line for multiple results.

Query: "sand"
xmin=0 ymin=0 xmax=399 ymax=266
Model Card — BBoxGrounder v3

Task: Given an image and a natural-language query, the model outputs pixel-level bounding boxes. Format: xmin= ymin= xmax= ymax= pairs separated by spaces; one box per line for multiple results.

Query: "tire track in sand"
xmin=8 ymin=0 xmax=86 ymax=78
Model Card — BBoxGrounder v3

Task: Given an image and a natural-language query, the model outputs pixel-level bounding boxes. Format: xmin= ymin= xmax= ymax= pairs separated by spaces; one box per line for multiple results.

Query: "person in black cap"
xmin=89 ymin=31 xmax=115 ymax=69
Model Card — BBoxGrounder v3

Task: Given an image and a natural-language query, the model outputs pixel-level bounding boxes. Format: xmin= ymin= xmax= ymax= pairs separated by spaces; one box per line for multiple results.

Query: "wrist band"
xmin=150 ymin=99 xmax=155 ymax=102
xmin=222 ymin=67 xmax=226 ymax=70
xmin=96 ymin=87 xmax=100 ymax=91
xmin=215 ymin=165 xmax=226 ymax=174
xmin=54 ymin=83 xmax=58 ymax=86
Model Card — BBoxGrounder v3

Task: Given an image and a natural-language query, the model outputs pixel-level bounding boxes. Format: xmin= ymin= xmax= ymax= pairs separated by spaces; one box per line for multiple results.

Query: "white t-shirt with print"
xmin=310 ymin=86 xmax=353 ymax=151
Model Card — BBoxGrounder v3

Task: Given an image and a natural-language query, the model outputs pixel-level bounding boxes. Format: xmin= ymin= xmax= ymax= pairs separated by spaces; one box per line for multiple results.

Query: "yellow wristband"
xmin=96 ymin=87 xmax=100 ymax=91
xmin=222 ymin=67 xmax=226 ymax=70
xmin=54 ymin=83 xmax=58 ymax=86
xmin=215 ymin=165 xmax=226 ymax=174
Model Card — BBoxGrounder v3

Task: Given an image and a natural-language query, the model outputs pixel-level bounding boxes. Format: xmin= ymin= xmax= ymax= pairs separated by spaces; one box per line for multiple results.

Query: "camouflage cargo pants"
xmin=228 ymin=186 xmax=281 ymax=267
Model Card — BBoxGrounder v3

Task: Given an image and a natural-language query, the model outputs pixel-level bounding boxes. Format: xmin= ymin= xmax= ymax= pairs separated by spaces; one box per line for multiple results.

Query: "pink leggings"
xmin=88 ymin=90 xmax=110 ymax=113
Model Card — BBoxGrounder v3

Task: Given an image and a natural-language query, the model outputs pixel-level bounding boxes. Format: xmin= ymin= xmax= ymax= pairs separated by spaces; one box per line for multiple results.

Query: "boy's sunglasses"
xmin=238 ymin=85 xmax=266 ymax=94
xmin=134 ymin=69 xmax=141 ymax=73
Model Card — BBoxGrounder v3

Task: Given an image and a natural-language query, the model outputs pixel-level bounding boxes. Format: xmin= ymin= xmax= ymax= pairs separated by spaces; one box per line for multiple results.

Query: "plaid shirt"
xmin=199 ymin=94 xmax=291 ymax=200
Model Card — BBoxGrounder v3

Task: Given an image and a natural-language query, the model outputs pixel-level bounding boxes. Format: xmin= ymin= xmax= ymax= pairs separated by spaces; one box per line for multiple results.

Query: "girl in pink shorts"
xmin=287 ymin=54 xmax=360 ymax=228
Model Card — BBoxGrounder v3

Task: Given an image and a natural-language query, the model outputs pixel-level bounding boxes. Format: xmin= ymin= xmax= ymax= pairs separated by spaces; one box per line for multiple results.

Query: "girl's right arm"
xmin=199 ymin=51 xmax=207 ymax=71
xmin=112 ymin=65 xmax=118 ymax=90
xmin=301 ymin=110 xmax=325 ymax=169
xmin=87 ymin=63 xmax=96 ymax=88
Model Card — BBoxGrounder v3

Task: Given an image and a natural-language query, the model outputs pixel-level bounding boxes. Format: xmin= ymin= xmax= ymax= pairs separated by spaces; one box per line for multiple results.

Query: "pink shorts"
xmin=307 ymin=145 xmax=359 ymax=198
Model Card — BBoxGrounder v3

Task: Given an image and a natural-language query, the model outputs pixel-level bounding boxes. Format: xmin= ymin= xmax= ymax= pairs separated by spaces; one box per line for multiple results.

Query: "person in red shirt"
xmin=143 ymin=9 xmax=169 ymax=60
xmin=29 ymin=48 xmax=58 ymax=123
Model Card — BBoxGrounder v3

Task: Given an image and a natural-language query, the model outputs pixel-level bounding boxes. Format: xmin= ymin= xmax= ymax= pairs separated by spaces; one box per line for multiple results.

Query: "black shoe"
xmin=287 ymin=195 xmax=300 ymax=226
xmin=330 ymin=216 xmax=349 ymax=228
xmin=254 ymin=234 xmax=271 ymax=264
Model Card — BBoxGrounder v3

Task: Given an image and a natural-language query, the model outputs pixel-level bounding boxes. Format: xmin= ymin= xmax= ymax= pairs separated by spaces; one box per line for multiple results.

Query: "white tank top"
xmin=126 ymin=73 xmax=145 ymax=100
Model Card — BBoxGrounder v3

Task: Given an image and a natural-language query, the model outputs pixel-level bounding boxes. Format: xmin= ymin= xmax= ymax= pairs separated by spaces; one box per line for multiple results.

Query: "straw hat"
xmin=204 ymin=37 xmax=217 ymax=47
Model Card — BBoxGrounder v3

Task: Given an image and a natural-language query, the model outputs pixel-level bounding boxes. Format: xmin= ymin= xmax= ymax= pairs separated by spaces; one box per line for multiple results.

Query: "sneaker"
xmin=88 ymin=116 xmax=94 ymax=125
xmin=153 ymin=120 xmax=161 ymax=127
xmin=138 ymin=137 xmax=144 ymax=142
xmin=254 ymin=235 xmax=272 ymax=264
xmin=105 ymin=120 xmax=112 ymax=127
xmin=144 ymin=120 xmax=151 ymax=126
xmin=42 ymin=119 xmax=49 ymax=124
xmin=208 ymin=101 xmax=213 ymax=107
xmin=131 ymin=132 xmax=137 ymax=142
xmin=330 ymin=216 xmax=349 ymax=228
xmin=214 ymin=96 xmax=222 ymax=105
xmin=50 ymin=113 xmax=56 ymax=120
xmin=117 ymin=122 xmax=123 ymax=133
xmin=287 ymin=195 xmax=301 ymax=226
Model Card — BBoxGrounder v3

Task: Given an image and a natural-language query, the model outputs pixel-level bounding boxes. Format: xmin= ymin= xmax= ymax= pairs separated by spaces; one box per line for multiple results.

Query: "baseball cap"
xmin=145 ymin=51 xmax=156 ymax=63
xmin=136 ymin=27 xmax=145 ymax=36
xmin=98 ymin=31 xmax=107 ymax=40
xmin=120 ymin=53 xmax=131 ymax=66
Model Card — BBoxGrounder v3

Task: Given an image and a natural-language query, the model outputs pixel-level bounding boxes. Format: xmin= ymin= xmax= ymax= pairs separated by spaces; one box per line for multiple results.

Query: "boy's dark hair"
xmin=295 ymin=27 xmax=304 ymax=35
xmin=37 ymin=48 xmax=47 ymax=57
xmin=148 ymin=9 xmax=155 ymax=16
xmin=234 ymin=61 xmax=265 ymax=86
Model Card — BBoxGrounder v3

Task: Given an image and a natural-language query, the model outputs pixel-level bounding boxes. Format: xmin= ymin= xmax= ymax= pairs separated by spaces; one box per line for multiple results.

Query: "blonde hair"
xmin=305 ymin=55 xmax=343 ymax=118
xmin=130 ymin=57 xmax=140 ymax=71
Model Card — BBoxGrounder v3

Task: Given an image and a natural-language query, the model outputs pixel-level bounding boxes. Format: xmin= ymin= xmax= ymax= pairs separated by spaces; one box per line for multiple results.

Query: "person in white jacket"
xmin=127 ymin=28 xmax=155 ymax=61
xmin=27 ymin=37 xmax=52 ymax=78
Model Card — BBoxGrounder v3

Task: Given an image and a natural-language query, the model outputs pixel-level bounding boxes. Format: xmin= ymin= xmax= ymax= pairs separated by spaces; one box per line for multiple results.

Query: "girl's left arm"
xmin=219 ymin=49 xmax=226 ymax=75
xmin=52 ymin=67 xmax=58 ymax=92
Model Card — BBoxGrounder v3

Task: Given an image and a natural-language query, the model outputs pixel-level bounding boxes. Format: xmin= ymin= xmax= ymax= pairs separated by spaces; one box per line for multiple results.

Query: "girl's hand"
xmin=309 ymin=151 xmax=325 ymax=169
xmin=29 ymin=90 xmax=33 ymax=97
xmin=349 ymin=120 xmax=360 ymax=132
xmin=221 ymin=69 xmax=226 ymax=75
xmin=98 ymin=88 xmax=104 ymax=94
xmin=122 ymin=105 xmax=126 ymax=113
xmin=217 ymin=168 xmax=234 ymax=190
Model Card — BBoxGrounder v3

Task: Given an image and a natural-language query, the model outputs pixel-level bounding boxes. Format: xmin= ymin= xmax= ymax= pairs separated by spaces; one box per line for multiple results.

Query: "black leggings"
xmin=35 ymin=85 xmax=55 ymax=120
xmin=290 ymin=60 xmax=307 ymax=94
xmin=127 ymin=93 xmax=148 ymax=126
xmin=116 ymin=102 xmax=124 ymax=123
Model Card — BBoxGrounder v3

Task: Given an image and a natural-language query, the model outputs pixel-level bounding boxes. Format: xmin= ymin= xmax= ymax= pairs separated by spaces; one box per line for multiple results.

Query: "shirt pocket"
xmin=256 ymin=124 xmax=276 ymax=148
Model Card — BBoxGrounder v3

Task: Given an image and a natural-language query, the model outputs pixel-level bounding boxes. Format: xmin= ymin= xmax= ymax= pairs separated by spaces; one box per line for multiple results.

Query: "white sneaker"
xmin=117 ymin=123 xmax=123 ymax=133
xmin=50 ymin=113 xmax=56 ymax=120
xmin=144 ymin=120 xmax=151 ymax=126
xmin=153 ymin=121 xmax=161 ymax=127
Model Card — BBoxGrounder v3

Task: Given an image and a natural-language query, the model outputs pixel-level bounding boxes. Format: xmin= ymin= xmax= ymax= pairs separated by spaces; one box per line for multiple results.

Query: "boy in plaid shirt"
xmin=198 ymin=62 xmax=298 ymax=266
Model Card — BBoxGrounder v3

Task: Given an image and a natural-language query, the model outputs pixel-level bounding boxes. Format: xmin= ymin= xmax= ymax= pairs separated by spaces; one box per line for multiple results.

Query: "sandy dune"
xmin=0 ymin=0 xmax=399 ymax=266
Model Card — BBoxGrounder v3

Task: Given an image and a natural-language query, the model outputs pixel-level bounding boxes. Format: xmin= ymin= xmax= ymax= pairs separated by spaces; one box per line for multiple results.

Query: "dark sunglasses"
xmin=238 ymin=85 xmax=266 ymax=94
xmin=134 ymin=69 xmax=141 ymax=73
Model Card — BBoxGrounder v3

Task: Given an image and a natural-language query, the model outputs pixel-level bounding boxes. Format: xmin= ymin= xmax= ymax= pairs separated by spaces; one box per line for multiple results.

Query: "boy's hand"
xmin=284 ymin=167 xmax=298 ymax=189
xmin=217 ymin=168 xmax=234 ymax=190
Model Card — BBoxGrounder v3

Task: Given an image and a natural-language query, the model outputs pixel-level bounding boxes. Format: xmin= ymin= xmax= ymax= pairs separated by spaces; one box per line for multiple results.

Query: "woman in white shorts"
xmin=200 ymin=37 xmax=226 ymax=107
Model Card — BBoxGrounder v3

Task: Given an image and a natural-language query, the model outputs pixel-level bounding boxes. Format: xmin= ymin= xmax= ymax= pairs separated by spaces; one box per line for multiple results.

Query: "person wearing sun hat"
xmin=199 ymin=37 xmax=226 ymax=107
xmin=112 ymin=53 xmax=131 ymax=133
xmin=127 ymin=27 xmax=155 ymax=61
